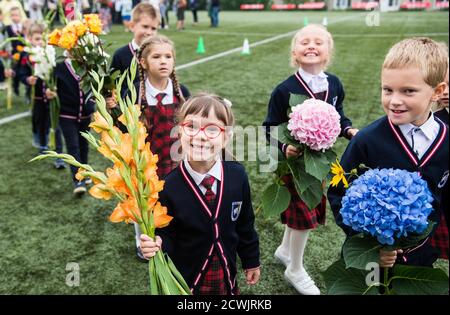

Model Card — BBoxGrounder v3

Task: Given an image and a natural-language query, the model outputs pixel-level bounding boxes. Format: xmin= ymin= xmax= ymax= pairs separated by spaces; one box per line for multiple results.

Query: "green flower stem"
xmin=383 ymin=268 xmax=390 ymax=295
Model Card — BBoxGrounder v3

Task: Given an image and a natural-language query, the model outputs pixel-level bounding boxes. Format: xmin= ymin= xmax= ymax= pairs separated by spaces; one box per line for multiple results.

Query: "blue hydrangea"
xmin=340 ymin=168 xmax=434 ymax=245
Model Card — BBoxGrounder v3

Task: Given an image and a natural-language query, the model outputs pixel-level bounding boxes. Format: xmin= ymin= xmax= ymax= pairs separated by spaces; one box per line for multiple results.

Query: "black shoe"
xmin=73 ymin=181 xmax=87 ymax=197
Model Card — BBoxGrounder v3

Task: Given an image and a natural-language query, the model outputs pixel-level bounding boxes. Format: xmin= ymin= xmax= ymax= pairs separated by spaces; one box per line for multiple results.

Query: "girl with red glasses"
xmin=139 ymin=93 xmax=261 ymax=295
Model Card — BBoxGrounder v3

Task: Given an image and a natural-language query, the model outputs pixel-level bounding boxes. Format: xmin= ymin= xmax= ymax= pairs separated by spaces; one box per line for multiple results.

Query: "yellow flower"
xmin=58 ymin=29 xmax=78 ymax=50
xmin=330 ymin=159 xmax=348 ymax=188
xmin=66 ymin=20 xmax=88 ymax=37
xmin=48 ymin=29 xmax=62 ymax=46
xmin=84 ymin=14 xmax=102 ymax=35
xmin=12 ymin=53 xmax=20 ymax=61
xmin=16 ymin=45 xmax=24 ymax=52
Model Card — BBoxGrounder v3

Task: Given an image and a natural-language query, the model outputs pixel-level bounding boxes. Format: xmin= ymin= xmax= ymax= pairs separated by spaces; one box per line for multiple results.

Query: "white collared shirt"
xmin=131 ymin=39 xmax=139 ymax=51
xmin=398 ymin=114 xmax=440 ymax=159
xmin=298 ymin=68 xmax=329 ymax=94
xmin=144 ymin=78 xmax=174 ymax=106
xmin=12 ymin=23 xmax=22 ymax=34
xmin=183 ymin=158 xmax=222 ymax=195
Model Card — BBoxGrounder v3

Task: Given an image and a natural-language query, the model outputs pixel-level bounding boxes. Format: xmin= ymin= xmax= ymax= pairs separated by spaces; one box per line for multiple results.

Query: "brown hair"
xmin=177 ymin=93 xmax=235 ymax=127
xmin=178 ymin=93 xmax=235 ymax=160
xmin=27 ymin=22 xmax=45 ymax=38
xmin=137 ymin=35 xmax=185 ymax=105
xmin=383 ymin=38 xmax=448 ymax=88
xmin=131 ymin=3 xmax=159 ymax=23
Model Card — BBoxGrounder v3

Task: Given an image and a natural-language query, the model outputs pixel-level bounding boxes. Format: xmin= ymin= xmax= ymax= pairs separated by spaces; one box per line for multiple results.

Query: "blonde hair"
xmin=27 ymin=22 xmax=44 ymax=38
xmin=131 ymin=3 xmax=159 ymax=23
xmin=383 ymin=38 xmax=448 ymax=88
xmin=290 ymin=24 xmax=334 ymax=69
xmin=137 ymin=35 xmax=185 ymax=105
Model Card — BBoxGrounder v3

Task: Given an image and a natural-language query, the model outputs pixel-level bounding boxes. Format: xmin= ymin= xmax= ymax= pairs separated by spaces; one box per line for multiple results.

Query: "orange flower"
xmin=66 ymin=20 xmax=88 ymax=37
xmin=137 ymin=122 xmax=148 ymax=150
xmin=90 ymin=112 xmax=110 ymax=133
xmin=84 ymin=14 xmax=102 ymax=35
xmin=115 ymin=132 xmax=133 ymax=164
xmin=153 ymin=202 xmax=172 ymax=228
xmin=89 ymin=183 xmax=113 ymax=200
xmin=12 ymin=53 xmax=20 ymax=61
xmin=75 ymin=167 xmax=85 ymax=181
xmin=48 ymin=29 xmax=62 ymax=46
xmin=16 ymin=45 xmax=24 ymax=52
xmin=106 ymin=167 xmax=130 ymax=195
xmin=58 ymin=29 xmax=78 ymax=50
xmin=110 ymin=198 xmax=140 ymax=223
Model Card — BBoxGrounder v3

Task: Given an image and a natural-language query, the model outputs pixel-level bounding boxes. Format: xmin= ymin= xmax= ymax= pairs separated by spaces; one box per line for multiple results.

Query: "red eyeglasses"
xmin=181 ymin=121 xmax=225 ymax=139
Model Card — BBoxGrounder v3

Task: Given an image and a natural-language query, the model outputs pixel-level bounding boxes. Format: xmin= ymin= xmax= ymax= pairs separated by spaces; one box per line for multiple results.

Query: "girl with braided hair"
xmin=107 ymin=35 xmax=190 ymax=261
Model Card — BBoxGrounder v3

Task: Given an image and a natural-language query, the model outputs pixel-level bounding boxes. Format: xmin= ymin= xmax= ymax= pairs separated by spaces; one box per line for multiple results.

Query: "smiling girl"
xmin=139 ymin=93 xmax=261 ymax=295
xmin=263 ymin=24 xmax=357 ymax=295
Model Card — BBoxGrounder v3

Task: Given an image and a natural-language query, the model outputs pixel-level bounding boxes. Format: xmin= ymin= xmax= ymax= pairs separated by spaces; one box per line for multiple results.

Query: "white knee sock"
xmin=287 ymin=229 xmax=311 ymax=276
xmin=277 ymin=225 xmax=291 ymax=256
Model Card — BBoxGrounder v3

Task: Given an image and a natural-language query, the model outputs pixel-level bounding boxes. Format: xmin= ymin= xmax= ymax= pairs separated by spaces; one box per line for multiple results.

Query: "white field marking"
xmin=333 ymin=32 xmax=449 ymax=38
xmin=0 ymin=110 xmax=31 ymax=125
xmin=0 ymin=13 xmax=363 ymax=126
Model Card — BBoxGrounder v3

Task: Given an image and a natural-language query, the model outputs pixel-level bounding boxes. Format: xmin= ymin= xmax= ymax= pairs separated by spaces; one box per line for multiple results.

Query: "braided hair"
xmin=136 ymin=35 xmax=185 ymax=106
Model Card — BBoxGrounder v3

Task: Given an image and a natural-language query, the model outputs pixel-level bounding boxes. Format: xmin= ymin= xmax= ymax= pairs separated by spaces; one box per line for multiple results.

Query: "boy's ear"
xmin=431 ymin=82 xmax=447 ymax=101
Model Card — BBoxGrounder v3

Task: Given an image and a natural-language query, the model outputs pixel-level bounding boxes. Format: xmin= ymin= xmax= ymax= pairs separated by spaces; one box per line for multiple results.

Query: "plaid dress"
xmin=280 ymin=90 xmax=328 ymax=230
xmin=430 ymin=213 xmax=449 ymax=260
xmin=140 ymin=92 xmax=181 ymax=178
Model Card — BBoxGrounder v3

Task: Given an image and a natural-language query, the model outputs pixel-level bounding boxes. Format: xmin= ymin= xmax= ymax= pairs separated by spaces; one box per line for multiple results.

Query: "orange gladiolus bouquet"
xmin=48 ymin=14 xmax=118 ymax=96
xmin=31 ymin=61 xmax=191 ymax=295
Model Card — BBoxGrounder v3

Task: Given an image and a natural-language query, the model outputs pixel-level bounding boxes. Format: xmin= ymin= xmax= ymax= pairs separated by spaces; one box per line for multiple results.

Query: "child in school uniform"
xmin=140 ymin=93 xmax=261 ymax=295
xmin=4 ymin=6 xmax=24 ymax=97
xmin=52 ymin=53 xmax=96 ymax=196
xmin=110 ymin=2 xmax=159 ymax=84
xmin=433 ymin=65 xmax=449 ymax=126
xmin=262 ymin=24 xmax=358 ymax=295
xmin=429 ymin=63 xmax=449 ymax=260
xmin=328 ymin=38 xmax=449 ymax=268
xmin=17 ymin=23 xmax=65 ymax=169
xmin=107 ymin=35 xmax=190 ymax=260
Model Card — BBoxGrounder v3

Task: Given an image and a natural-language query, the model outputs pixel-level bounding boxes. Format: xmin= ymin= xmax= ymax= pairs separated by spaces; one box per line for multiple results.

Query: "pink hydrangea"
xmin=287 ymin=99 xmax=341 ymax=151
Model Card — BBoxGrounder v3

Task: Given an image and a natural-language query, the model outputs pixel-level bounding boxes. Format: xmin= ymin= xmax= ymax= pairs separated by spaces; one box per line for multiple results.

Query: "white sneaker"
xmin=274 ymin=246 xmax=290 ymax=267
xmin=284 ymin=269 xmax=321 ymax=295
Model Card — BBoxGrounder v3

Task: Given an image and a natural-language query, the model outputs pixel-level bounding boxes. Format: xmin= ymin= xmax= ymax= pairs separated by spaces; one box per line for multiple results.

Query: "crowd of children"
xmin=0 ymin=0 xmax=448 ymax=296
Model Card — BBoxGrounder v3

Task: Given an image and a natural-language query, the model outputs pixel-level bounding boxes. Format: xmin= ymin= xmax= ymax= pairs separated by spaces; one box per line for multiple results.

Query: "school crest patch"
xmin=332 ymin=96 xmax=338 ymax=106
xmin=438 ymin=170 xmax=449 ymax=189
xmin=231 ymin=201 xmax=243 ymax=221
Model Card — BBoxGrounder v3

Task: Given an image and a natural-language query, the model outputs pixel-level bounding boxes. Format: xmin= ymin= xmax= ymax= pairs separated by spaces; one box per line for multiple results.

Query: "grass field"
xmin=0 ymin=10 xmax=448 ymax=295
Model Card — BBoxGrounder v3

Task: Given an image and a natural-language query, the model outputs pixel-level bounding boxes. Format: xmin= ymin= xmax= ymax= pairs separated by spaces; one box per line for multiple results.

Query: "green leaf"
xmin=391 ymin=264 xmax=449 ymax=295
xmin=323 ymin=259 xmax=379 ymax=295
xmin=304 ymin=149 xmax=331 ymax=181
xmin=261 ymin=184 xmax=291 ymax=218
xmin=289 ymin=93 xmax=310 ymax=108
xmin=343 ymin=234 xmax=382 ymax=270
xmin=286 ymin=158 xmax=324 ymax=209
xmin=389 ymin=220 xmax=436 ymax=250
xmin=323 ymin=149 xmax=338 ymax=164
xmin=165 ymin=254 xmax=192 ymax=294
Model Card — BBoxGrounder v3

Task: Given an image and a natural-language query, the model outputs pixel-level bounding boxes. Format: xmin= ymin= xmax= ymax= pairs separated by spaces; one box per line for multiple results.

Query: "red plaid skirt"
xmin=430 ymin=213 xmax=449 ymax=260
xmin=280 ymin=174 xmax=326 ymax=230
xmin=195 ymin=252 xmax=229 ymax=295
xmin=141 ymin=96 xmax=180 ymax=178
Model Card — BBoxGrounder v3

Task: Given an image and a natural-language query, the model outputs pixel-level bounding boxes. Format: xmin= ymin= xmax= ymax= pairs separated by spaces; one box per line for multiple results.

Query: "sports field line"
xmin=0 ymin=13 xmax=362 ymax=127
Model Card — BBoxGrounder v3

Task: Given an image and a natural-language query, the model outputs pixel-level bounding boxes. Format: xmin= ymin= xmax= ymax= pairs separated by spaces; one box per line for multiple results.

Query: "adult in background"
xmin=159 ymin=0 xmax=169 ymax=29
xmin=210 ymin=0 xmax=219 ymax=27
xmin=176 ymin=0 xmax=186 ymax=30
xmin=189 ymin=0 xmax=198 ymax=25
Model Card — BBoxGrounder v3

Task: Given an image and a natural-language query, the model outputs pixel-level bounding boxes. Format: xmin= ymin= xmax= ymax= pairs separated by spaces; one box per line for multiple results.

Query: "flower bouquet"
xmin=31 ymin=61 xmax=191 ymax=295
xmin=324 ymin=167 xmax=449 ymax=295
xmin=48 ymin=13 xmax=118 ymax=97
xmin=0 ymin=44 xmax=21 ymax=110
xmin=261 ymin=95 xmax=340 ymax=217
xmin=25 ymin=42 xmax=60 ymax=149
